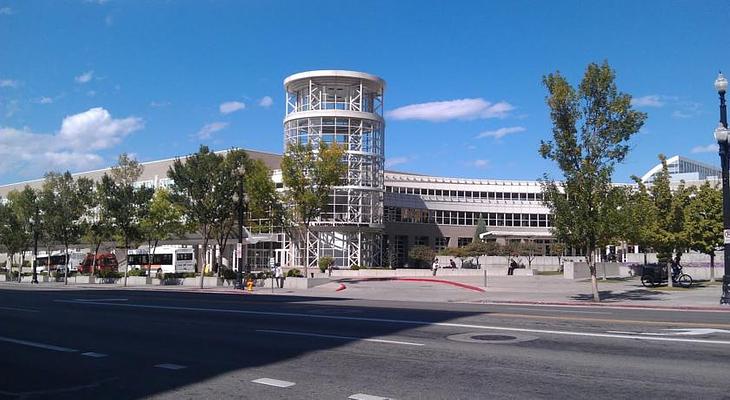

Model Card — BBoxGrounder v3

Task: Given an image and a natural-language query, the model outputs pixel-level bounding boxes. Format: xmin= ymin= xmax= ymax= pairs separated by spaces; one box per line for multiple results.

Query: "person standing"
xmin=450 ymin=259 xmax=457 ymax=269
xmin=432 ymin=258 xmax=439 ymax=276
xmin=274 ymin=263 xmax=284 ymax=288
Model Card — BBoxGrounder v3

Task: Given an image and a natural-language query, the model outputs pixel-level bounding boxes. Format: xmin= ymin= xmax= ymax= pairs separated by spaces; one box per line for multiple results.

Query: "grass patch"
xmin=536 ymin=271 xmax=563 ymax=276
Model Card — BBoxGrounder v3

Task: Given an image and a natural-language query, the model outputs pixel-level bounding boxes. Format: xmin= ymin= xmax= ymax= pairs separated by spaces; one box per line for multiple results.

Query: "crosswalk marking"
xmin=251 ymin=378 xmax=296 ymax=388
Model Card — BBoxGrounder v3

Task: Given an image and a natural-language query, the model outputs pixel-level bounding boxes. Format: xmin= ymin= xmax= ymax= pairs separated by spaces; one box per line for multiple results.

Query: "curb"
xmin=478 ymin=299 xmax=730 ymax=312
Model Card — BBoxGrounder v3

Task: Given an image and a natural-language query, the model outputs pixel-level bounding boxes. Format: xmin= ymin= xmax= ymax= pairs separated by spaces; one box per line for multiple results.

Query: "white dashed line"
xmin=252 ymin=378 xmax=296 ymax=388
xmin=0 ymin=306 xmax=39 ymax=312
xmin=0 ymin=335 xmax=77 ymax=352
xmin=81 ymin=352 xmax=107 ymax=358
xmin=257 ymin=329 xmax=424 ymax=347
xmin=154 ymin=363 xmax=186 ymax=370
xmin=73 ymin=298 xmax=128 ymax=302
xmin=349 ymin=394 xmax=395 ymax=400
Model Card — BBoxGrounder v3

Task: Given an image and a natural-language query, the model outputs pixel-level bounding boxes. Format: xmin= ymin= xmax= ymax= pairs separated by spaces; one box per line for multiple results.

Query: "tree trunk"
xmin=588 ymin=249 xmax=600 ymax=302
xmin=20 ymin=253 xmax=25 ymax=283
xmin=93 ymin=242 xmax=101 ymax=276
xmin=709 ymin=253 xmax=715 ymax=283
xmin=199 ymin=239 xmax=208 ymax=289
xmin=123 ymin=238 xmax=129 ymax=287
xmin=63 ymin=245 xmax=69 ymax=285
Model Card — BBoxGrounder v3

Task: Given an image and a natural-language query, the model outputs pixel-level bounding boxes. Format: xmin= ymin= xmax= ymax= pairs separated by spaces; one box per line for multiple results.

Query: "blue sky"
xmin=1 ymin=0 xmax=728 ymax=185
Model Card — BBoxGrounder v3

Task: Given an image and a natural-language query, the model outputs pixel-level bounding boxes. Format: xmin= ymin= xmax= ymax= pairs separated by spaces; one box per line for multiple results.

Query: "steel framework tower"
xmin=283 ymin=70 xmax=385 ymax=269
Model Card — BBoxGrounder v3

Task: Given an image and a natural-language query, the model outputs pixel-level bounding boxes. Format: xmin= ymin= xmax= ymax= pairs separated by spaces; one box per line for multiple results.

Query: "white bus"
xmin=127 ymin=246 xmax=195 ymax=274
xmin=37 ymin=251 xmax=86 ymax=273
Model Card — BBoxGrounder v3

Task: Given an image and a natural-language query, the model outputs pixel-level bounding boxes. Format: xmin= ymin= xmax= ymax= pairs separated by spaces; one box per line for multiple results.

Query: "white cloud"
xmin=219 ymin=101 xmax=246 ymax=114
xmin=0 ymin=7 xmax=12 ymax=15
xmin=258 ymin=96 xmax=273 ymax=108
xmin=387 ymin=98 xmax=514 ymax=122
xmin=631 ymin=95 xmax=665 ymax=108
xmin=86 ymin=90 xmax=96 ymax=97
xmin=37 ymin=96 xmax=53 ymax=104
xmin=691 ymin=144 xmax=719 ymax=154
xmin=195 ymin=122 xmax=228 ymax=139
xmin=0 ymin=107 xmax=141 ymax=178
xmin=75 ymin=70 xmax=94 ymax=84
xmin=0 ymin=79 xmax=19 ymax=88
xmin=476 ymin=126 xmax=526 ymax=139
xmin=149 ymin=100 xmax=171 ymax=108
xmin=672 ymin=101 xmax=702 ymax=119
xmin=58 ymin=107 xmax=143 ymax=150
xmin=472 ymin=159 xmax=489 ymax=168
xmin=385 ymin=156 xmax=412 ymax=168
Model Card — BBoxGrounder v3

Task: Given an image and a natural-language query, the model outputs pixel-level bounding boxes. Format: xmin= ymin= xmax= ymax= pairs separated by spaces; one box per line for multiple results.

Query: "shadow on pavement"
xmin=570 ymin=289 xmax=669 ymax=302
xmin=0 ymin=288 xmax=484 ymax=399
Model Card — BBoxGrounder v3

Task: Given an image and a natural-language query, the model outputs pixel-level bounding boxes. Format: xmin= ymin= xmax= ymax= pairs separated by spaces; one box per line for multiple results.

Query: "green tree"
xmin=101 ymin=154 xmax=152 ymax=285
xmin=649 ymin=154 xmax=695 ymax=287
xmin=408 ymin=245 xmax=435 ymax=268
xmin=168 ymin=145 xmax=224 ymax=287
xmin=474 ymin=217 xmax=487 ymax=242
xmin=244 ymin=159 xmax=280 ymax=234
xmin=624 ymin=178 xmax=658 ymax=265
xmin=280 ymin=142 xmax=346 ymax=275
xmin=460 ymin=240 xmax=498 ymax=269
xmin=140 ymin=188 xmax=188 ymax=277
xmin=520 ymin=240 xmax=541 ymax=269
xmin=6 ymin=187 xmax=39 ymax=280
xmin=685 ymin=182 xmax=723 ymax=282
xmin=0 ymin=201 xmax=24 ymax=280
xmin=539 ymin=61 xmax=646 ymax=301
xmin=40 ymin=172 xmax=94 ymax=284
xmin=82 ymin=182 xmax=113 ymax=275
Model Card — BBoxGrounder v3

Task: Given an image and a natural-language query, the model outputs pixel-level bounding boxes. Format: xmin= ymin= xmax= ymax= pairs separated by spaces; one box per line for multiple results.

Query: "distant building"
xmin=640 ymin=155 xmax=721 ymax=184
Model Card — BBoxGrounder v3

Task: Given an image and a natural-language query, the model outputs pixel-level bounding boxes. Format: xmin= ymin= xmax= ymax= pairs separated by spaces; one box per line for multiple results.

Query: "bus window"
xmin=177 ymin=253 xmax=193 ymax=261
xmin=152 ymin=254 xmax=173 ymax=265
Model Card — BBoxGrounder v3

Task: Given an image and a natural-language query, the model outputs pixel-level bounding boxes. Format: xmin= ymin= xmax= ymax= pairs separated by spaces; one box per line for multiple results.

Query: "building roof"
xmin=640 ymin=155 xmax=720 ymax=183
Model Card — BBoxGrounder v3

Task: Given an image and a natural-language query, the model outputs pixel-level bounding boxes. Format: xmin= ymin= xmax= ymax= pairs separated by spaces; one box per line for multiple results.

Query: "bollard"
xmin=484 ymin=269 xmax=487 ymax=288
xmin=246 ymin=279 xmax=254 ymax=292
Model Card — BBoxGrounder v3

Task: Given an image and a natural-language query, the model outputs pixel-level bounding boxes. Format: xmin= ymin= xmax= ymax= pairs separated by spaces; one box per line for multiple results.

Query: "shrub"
xmin=128 ymin=268 xmax=147 ymax=277
xmin=318 ymin=256 xmax=334 ymax=273
xmin=286 ymin=268 xmax=302 ymax=277
xmin=350 ymin=265 xmax=360 ymax=270
xmin=221 ymin=268 xmax=237 ymax=281
xmin=96 ymin=270 xmax=122 ymax=279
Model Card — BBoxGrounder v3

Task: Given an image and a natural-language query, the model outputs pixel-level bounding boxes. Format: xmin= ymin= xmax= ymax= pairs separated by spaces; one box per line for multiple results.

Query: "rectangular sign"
xmin=724 ymin=229 xmax=730 ymax=244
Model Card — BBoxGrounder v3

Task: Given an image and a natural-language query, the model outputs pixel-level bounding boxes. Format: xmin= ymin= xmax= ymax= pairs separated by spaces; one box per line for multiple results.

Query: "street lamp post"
xmin=713 ymin=72 xmax=730 ymax=305
xmin=30 ymin=206 xmax=39 ymax=284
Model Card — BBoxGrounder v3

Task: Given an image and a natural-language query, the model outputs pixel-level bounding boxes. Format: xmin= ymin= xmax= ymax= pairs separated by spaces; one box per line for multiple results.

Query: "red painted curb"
xmin=335 ymin=283 xmax=347 ymax=292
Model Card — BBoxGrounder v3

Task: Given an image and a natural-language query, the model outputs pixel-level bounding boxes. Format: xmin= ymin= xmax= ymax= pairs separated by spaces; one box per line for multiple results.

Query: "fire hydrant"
xmin=246 ymin=278 xmax=254 ymax=292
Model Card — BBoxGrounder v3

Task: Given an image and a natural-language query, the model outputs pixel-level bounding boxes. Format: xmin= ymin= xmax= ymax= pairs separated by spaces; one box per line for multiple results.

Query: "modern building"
xmin=283 ymin=70 xmax=386 ymax=269
xmin=0 ymin=70 xmax=722 ymax=270
xmin=640 ymin=155 xmax=721 ymax=184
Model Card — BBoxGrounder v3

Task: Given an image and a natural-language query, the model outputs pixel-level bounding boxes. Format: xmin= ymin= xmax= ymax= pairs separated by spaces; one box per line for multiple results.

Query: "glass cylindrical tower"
xmin=283 ymin=70 xmax=385 ymax=269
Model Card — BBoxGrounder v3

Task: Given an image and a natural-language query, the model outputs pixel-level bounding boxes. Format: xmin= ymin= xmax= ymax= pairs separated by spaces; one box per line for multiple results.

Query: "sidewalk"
xmin=2 ymin=275 xmax=728 ymax=311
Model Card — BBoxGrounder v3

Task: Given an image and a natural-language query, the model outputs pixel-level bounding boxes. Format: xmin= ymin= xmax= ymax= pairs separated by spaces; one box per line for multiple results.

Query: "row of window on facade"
xmin=385 ymin=186 xmax=544 ymax=202
xmin=384 ymin=207 xmax=553 ymax=227
xmin=286 ymin=86 xmax=382 ymax=114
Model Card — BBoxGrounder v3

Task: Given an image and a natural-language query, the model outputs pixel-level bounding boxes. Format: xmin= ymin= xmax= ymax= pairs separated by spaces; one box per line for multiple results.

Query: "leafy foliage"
xmin=408 ymin=245 xmax=435 ymax=268
xmin=685 ymin=182 xmax=723 ymax=280
xmin=539 ymin=61 xmax=646 ymax=301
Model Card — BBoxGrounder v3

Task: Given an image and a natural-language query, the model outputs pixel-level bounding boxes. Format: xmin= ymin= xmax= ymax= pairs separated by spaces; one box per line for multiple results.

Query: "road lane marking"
xmin=608 ymin=328 xmax=730 ymax=336
xmin=0 ymin=335 xmax=77 ymax=352
xmin=155 ymin=363 xmax=186 ymax=370
xmin=55 ymin=300 xmax=730 ymax=346
xmin=349 ymin=394 xmax=395 ymax=400
xmin=0 ymin=306 xmax=39 ymax=312
xmin=257 ymin=329 xmax=424 ymax=346
xmin=73 ymin=298 xmax=128 ymax=302
xmin=81 ymin=352 xmax=107 ymax=358
xmin=498 ymin=307 xmax=611 ymax=315
xmin=252 ymin=378 xmax=295 ymax=388
xmin=486 ymin=313 xmax=730 ymax=329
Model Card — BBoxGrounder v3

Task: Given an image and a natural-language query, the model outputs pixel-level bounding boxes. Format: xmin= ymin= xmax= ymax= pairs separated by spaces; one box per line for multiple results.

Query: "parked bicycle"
xmin=641 ymin=263 xmax=693 ymax=288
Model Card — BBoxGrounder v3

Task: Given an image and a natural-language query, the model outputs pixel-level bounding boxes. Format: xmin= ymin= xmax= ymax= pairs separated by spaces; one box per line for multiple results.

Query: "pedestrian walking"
xmin=274 ymin=263 xmax=284 ymax=288
xmin=432 ymin=258 xmax=439 ymax=276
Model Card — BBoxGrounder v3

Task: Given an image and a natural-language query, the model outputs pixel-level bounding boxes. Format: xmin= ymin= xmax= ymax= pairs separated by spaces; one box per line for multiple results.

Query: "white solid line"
xmin=155 ymin=363 xmax=186 ymax=370
xmin=0 ymin=335 xmax=77 ymax=352
xmin=81 ymin=352 xmax=107 ymax=358
xmin=252 ymin=378 xmax=296 ymax=388
xmin=498 ymin=307 xmax=611 ymax=315
xmin=55 ymin=300 xmax=730 ymax=346
xmin=256 ymin=329 xmax=424 ymax=346
xmin=349 ymin=393 xmax=395 ymax=400
xmin=0 ymin=306 xmax=39 ymax=312
xmin=73 ymin=298 xmax=128 ymax=302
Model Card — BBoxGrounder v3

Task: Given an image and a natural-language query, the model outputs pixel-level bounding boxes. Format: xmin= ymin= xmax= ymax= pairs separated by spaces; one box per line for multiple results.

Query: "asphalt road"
xmin=1 ymin=287 xmax=729 ymax=400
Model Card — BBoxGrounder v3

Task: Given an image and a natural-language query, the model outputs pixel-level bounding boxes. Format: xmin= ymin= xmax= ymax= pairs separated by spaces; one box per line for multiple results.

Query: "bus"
xmin=36 ymin=251 xmax=85 ymax=273
xmin=127 ymin=246 xmax=195 ymax=274
xmin=77 ymin=253 xmax=118 ymax=274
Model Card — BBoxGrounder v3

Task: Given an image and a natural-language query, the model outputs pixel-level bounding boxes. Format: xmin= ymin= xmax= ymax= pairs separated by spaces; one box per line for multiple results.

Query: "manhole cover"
xmin=446 ymin=332 xmax=538 ymax=344
xmin=471 ymin=334 xmax=517 ymax=341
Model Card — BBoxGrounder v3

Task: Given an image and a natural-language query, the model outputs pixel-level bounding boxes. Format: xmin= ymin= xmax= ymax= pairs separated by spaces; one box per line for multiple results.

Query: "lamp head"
xmin=716 ymin=72 xmax=728 ymax=93
xmin=714 ymin=122 xmax=729 ymax=143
